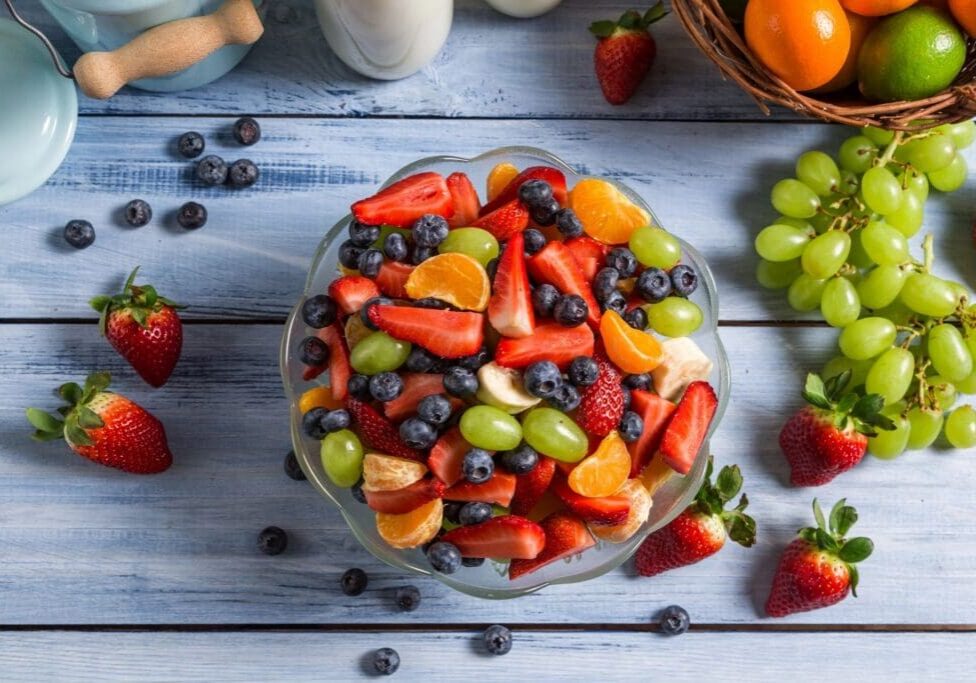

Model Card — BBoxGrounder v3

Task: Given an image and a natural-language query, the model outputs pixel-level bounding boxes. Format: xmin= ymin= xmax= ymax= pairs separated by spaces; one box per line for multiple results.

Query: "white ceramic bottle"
xmin=314 ymin=0 xmax=453 ymax=80
xmin=483 ymin=0 xmax=563 ymax=19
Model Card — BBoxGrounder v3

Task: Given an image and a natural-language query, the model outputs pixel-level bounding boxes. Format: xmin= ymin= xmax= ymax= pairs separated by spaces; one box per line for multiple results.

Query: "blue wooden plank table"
xmin=1 ymin=1 xmax=974 ymax=680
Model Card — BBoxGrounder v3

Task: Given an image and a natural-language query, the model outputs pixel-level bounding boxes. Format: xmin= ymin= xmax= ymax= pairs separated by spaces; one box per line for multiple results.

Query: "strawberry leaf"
xmin=83 ymin=372 xmax=111 ymax=401
xmin=834 ymin=505 xmax=858 ymax=537
xmin=715 ymin=464 xmax=742 ymax=502
xmin=58 ymin=382 xmax=83 ymax=405
xmin=852 ymin=394 xmax=885 ymax=421
xmin=848 ymin=563 xmax=860 ymax=597
xmin=812 ymin=498 xmax=827 ymax=533
xmin=726 ymin=512 xmax=757 ymax=548
xmin=32 ymin=429 xmax=65 ymax=442
xmin=26 ymin=408 xmax=63 ymax=433
xmin=64 ymin=420 xmax=92 ymax=448
xmin=815 ymin=527 xmax=839 ymax=552
xmin=77 ymin=406 xmax=104 ymax=430
xmin=641 ymin=1 xmax=668 ymax=26
xmin=828 ymin=498 xmax=847 ymax=532
xmin=589 ymin=20 xmax=617 ymax=38
xmin=123 ymin=266 xmax=140 ymax=292
xmin=131 ymin=307 xmax=148 ymax=328
xmin=89 ymin=295 xmax=112 ymax=312
xmin=141 ymin=285 xmax=158 ymax=308
xmin=835 ymin=393 xmax=858 ymax=416
xmin=617 ymin=9 xmax=643 ymax=29
xmin=839 ymin=537 xmax=874 ymax=563
xmin=823 ymin=370 xmax=852 ymax=401
xmin=804 ymin=373 xmax=827 ymax=402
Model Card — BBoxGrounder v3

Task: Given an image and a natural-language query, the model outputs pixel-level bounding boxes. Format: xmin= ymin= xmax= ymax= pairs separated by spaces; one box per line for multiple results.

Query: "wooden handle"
xmin=73 ymin=0 xmax=263 ymax=100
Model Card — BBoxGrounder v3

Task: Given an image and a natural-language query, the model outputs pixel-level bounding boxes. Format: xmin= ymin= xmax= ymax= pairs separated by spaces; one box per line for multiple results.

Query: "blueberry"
xmin=373 ymin=647 xmax=400 ymax=676
xmin=518 ymin=179 xmax=554 ymax=209
xmin=338 ymin=239 xmax=365 ymax=269
xmin=64 ymin=219 xmax=95 ymax=249
xmin=483 ymin=624 xmax=513 ymax=655
xmin=523 ymin=360 xmax=563 ymax=399
xmin=606 ymin=247 xmax=638 ymax=278
xmin=351 ymin=480 xmax=367 ymax=503
xmin=623 ymin=373 xmax=652 ymax=391
xmin=418 ymin=394 xmax=453 ymax=425
xmin=395 ymin=585 xmax=421 ymax=612
xmin=348 ymin=220 xmax=380 ymax=248
xmin=485 ymin=257 xmax=499 ymax=280
xmin=624 ymin=306 xmax=648 ymax=330
xmin=257 ymin=526 xmax=288 ymax=555
xmin=177 ymin=131 xmax=205 ymax=158
xmin=593 ymin=267 xmax=620 ymax=302
xmin=530 ymin=198 xmax=560 ymax=226
xmin=532 ymin=283 xmax=560 ymax=317
xmin=462 ymin=556 xmax=485 ymax=567
xmin=553 ymin=294 xmax=588 ymax=327
xmin=550 ymin=383 xmax=581 ymax=412
xmin=361 ymin=296 xmax=392 ymax=330
xmin=500 ymin=444 xmax=538 ymax=475
xmin=370 ymin=372 xmax=404 ymax=402
xmin=458 ymin=501 xmax=493 ymax=525
xmin=233 ymin=116 xmax=261 ymax=146
xmin=522 ymin=228 xmax=547 ymax=255
xmin=196 ymin=154 xmax=228 ymax=185
xmin=568 ymin=356 xmax=599 ymax=387
xmin=426 ymin=541 xmax=462 ymax=574
xmin=340 ymin=567 xmax=368 ymax=596
xmin=412 ymin=214 xmax=450 ymax=248
xmin=177 ymin=202 xmax=207 ymax=230
xmin=399 ymin=417 xmax=438 ymax=449
xmin=299 ymin=336 xmax=329 ymax=366
xmin=553 ymin=208 xmax=583 ymax=237
xmin=383 ymin=232 xmax=409 ymax=262
xmin=124 ymin=199 xmax=152 ymax=227
xmin=462 ymin=449 xmax=495 ymax=484
xmin=411 ymin=245 xmax=436 ymax=265
xmin=357 ymin=248 xmax=384 ymax=279
xmin=405 ymin=347 xmax=438 ymax=373
xmin=621 ymin=386 xmax=632 ymax=410
xmin=443 ymin=366 xmax=478 ymax=398
xmin=283 ymin=450 xmax=306 ymax=481
xmin=413 ymin=297 xmax=451 ymax=310
xmin=660 ymin=605 xmax=690 ymax=636
xmin=302 ymin=408 xmax=329 ymax=439
xmin=227 ymin=159 xmax=259 ymax=188
xmin=637 ymin=267 xmax=672 ymax=303
xmin=347 ymin=373 xmax=372 ymax=401
xmin=602 ymin=290 xmax=627 ymax=316
xmin=302 ymin=294 xmax=338 ymax=328
xmin=321 ymin=409 xmax=351 ymax=433
xmin=456 ymin=347 xmax=490 ymax=371
xmin=443 ymin=501 xmax=464 ymax=525
xmin=670 ymin=264 xmax=699 ymax=297
xmin=619 ymin=411 xmax=643 ymax=443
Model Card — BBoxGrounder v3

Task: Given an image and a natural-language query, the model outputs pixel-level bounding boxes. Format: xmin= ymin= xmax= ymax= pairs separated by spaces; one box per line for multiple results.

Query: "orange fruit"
xmin=487 ymin=162 xmax=519 ymax=202
xmin=376 ymin=498 xmax=443 ymax=549
xmin=568 ymin=431 xmax=631 ymax=498
xmin=639 ymin=455 xmax=676 ymax=495
xmin=298 ymin=385 xmax=342 ymax=413
xmin=362 ymin=453 xmax=428 ymax=491
xmin=744 ymin=0 xmax=852 ymax=91
xmin=590 ymin=479 xmax=653 ymax=543
xmin=841 ymin=0 xmax=919 ymax=14
xmin=600 ymin=310 xmax=663 ymax=374
xmin=815 ymin=11 xmax=878 ymax=92
xmin=949 ymin=0 xmax=976 ymax=35
xmin=569 ymin=178 xmax=651 ymax=245
xmin=404 ymin=253 xmax=490 ymax=311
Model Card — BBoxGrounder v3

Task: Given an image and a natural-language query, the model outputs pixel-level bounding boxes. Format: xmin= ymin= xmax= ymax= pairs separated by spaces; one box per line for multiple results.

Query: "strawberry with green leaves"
xmin=590 ymin=4 xmax=668 ymax=105
xmin=766 ymin=499 xmax=874 ymax=617
xmin=27 ymin=372 xmax=173 ymax=474
xmin=91 ymin=267 xmax=185 ymax=388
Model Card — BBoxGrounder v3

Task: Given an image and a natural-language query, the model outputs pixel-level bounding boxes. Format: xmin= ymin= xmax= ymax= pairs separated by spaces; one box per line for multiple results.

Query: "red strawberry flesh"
xmin=494 ymin=322 xmax=594 ymax=371
xmin=441 ymin=515 xmax=546 ymax=560
xmin=444 ymin=471 xmax=517 ymax=507
xmin=368 ymin=305 xmax=484 ymax=359
xmin=328 ymin=276 xmax=380 ymax=315
xmin=472 ymin=199 xmax=530 ymax=241
xmin=509 ymin=511 xmax=595 ymax=580
xmin=428 ymin=427 xmax=470 ymax=487
xmin=528 ymin=241 xmax=601 ymax=327
xmin=551 ymin=476 xmax=630 ymax=526
xmin=351 ymin=172 xmax=453 ymax=228
xmin=375 ymin=261 xmax=414 ymax=299
xmin=383 ymin=373 xmax=461 ymax=422
xmin=576 ymin=348 xmax=624 ymax=438
xmin=346 ymin=398 xmax=424 ymax=461
xmin=627 ymin=389 xmax=676 ymax=477
xmin=364 ymin=477 xmax=445 ymax=514
xmin=510 ymin=456 xmax=557 ymax=516
xmin=446 ymin=172 xmax=481 ymax=228
xmin=657 ymin=381 xmax=717 ymax=475
xmin=488 ymin=231 xmax=535 ymax=338
xmin=480 ymin=166 xmax=569 ymax=216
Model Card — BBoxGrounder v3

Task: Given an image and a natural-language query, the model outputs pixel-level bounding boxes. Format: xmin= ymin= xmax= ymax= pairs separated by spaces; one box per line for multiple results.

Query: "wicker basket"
xmin=672 ymin=0 xmax=976 ymax=130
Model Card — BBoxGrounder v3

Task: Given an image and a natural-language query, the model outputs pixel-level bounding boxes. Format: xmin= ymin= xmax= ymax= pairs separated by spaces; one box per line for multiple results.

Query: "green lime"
xmin=858 ymin=6 xmax=966 ymax=102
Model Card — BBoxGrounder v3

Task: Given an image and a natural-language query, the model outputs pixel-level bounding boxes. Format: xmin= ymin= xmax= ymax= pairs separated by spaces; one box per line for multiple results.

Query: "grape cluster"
xmin=754 ymin=121 xmax=976 ymax=457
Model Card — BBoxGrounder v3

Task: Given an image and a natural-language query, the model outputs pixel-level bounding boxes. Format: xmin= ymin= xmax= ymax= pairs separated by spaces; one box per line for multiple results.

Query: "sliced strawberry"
xmin=658 ymin=381 xmax=717 ymax=475
xmin=346 ymin=398 xmax=425 ymax=462
xmin=351 ymin=172 xmax=453 ymax=228
xmin=509 ymin=511 xmax=595 ymax=580
xmin=565 ymin=236 xmax=610 ymax=283
xmin=529 ymin=241 xmax=601 ymax=327
xmin=487 ymin=231 xmax=535 ymax=339
xmin=441 ymin=515 xmax=546 ymax=560
xmin=368 ymin=305 xmax=484 ymax=359
xmin=444 ymin=471 xmax=517 ymax=507
xmin=364 ymin=477 xmax=445 ymax=514
xmin=480 ymin=166 xmax=569 ymax=217
xmin=576 ymin=347 xmax=625 ymax=438
xmin=375 ymin=261 xmax=414 ymax=299
xmin=510 ymin=456 xmax=557 ymax=516
xmin=495 ymin=322 xmax=594 ymax=371
xmin=428 ymin=427 xmax=470 ymax=487
xmin=328 ymin=276 xmax=380 ymax=315
xmin=303 ymin=322 xmax=352 ymax=399
xmin=384 ymin=373 xmax=461 ymax=422
xmin=446 ymin=172 xmax=481 ymax=228
xmin=627 ymin=389 xmax=676 ymax=477
xmin=472 ymin=199 xmax=530 ymax=241
xmin=551 ymin=476 xmax=630 ymax=526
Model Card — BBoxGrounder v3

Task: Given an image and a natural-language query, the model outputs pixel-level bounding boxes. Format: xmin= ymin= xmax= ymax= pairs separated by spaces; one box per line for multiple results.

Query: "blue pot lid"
xmin=0 ymin=17 xmax=77 ymax=206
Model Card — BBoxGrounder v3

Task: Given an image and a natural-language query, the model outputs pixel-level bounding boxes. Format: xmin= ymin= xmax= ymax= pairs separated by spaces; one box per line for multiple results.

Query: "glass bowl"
xmin=280 ymin=147 xmax=731 ymax=599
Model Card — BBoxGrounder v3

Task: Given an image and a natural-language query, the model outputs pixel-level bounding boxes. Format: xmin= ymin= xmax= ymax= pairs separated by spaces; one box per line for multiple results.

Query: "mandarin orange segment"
xmin=376 ymin=498 xmax=443 ymax=549
xmin=568 ymin=431 xmax=631 ymax=498
xmin=639 ymin=455 xmax=675 ymax=495
xmin=298 ymin=386 xmax=342 ymax=413
xmin=362 ymin=453 xmax=428 ymax=491
xmin=590 ymin=479 xmax=653 ymax=543
xmin=569 ymin=178 xmax=651 ymax=245
xmin=404 ymin=252 xmax=491 ymax=312
xmin=600 ymin=310 xmax=664 ymax=374
xmin=487 ymin=163 xmax=519 ymax=202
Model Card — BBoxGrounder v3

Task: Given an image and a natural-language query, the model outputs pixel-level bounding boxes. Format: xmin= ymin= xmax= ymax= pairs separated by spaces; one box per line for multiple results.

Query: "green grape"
xmin=809 ymin=211 xmax=834 ymax=234
xmin=860 ymin=220 xmax=909 ymax=266
xmin=460 ymin=405 xmax=522 ymax=451
xmin=873 ymin=299 xmax=915 ymax=326
xmin=904 ymin=134 xmax=956 ymax=173
xmin=966 ymin=333 xmax=976 ymax=376
xmin=900 ymin=273 xmax=959 ymax=317
xmin=861 ymin=167 xmax=902 ymax=215
xmin=645 ymin=298 xmax=703 ymax=337
xmin=438 ymin=227 xmax=499 ymax=267
xmin=956 ymin=371 xmax=976 ymax=395
xmin=838 ymin=317 xmax=897 ymax=360
xmin=947 ymin=120 xmax=975 ymax=150
xmin=861 ymin=126 xmax=894 ymax=146
xmin=944 ymin=405 xmax=976 ymax=448
xmin=927 ymin=153 xmax=968 ymax=193
xmin=320 ymin=429 xmax=364 ymax=487
xmin=823 ymin=356 xmax=873 ymax=390
xmin=901 ymin=168 xmax=929 ymax=201
xmin=846 ymin=230 xmax=875 ymax=269
xmin=821 ymin=277 xmax=861 ymax=328
xmin=801 ymin=231 xmax=851 ymax=279
xmin=885 ymin=189 xmax=923 ymax=237
xmin=865 ymin=347 xmax=914 ymax=405
xmin=838 ymin=135 xmax=878 ymax=173
xmin=857 ymin=265 xmax=907 ymax=310
xmin=906 ymin=407 xmax=944 ymax=450
xmin=928 ymin=374 xmax=957 ymax=411
xmin=946 ymin=280 xmax=969 ymax=306
xmin=520 ymin=407 xmax=588 ymax=462
xmin=927 ymin=323 xmax=973 ymax=382
xmin=774 ymin=216 xmax=815 ymax=231
xmin=837 ymin=169 xmax=860 ymax=196
xmin=771 ymin=179 xmax=820 ymax=219
xmin=787 ymin=273 xmax=828 ymax=312
xmin=796 ymin=151 xmax=841 ymax=196
xmin=756 ymin=258 xmax=802 ymax=290
xmin=349 ymin=332 xmax=411 ymax=375
xmin=629 ymin=226 xmax=682 ymax=269
xmin=868 ymin=410 xmax=910 ymax=460
xmin=755 ymin=224 xmax=812 ymax=261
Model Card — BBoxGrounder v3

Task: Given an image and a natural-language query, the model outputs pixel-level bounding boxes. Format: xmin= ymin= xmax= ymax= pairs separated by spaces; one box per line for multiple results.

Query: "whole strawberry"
xmin=779 ymin=372 xmax=894 ymax=487
xmin=636 ymin=456 xmax=755 ymax=577
xmin=590 ymin=4 xmax=667 ymax=105
xmin=91 ymin=267 xmax=184 ymax=387
xmin=766 ymin=499 xmax=873 ymax=617
xmin=27 ymin=372 xmax=173 ymax=474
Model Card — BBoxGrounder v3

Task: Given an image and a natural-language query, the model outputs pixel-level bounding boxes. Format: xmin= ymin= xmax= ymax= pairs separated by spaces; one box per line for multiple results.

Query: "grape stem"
xmin=922 ymin=234 xmax=934 ymax=273
xmin=875 ymin=131 xmax=906 ymax=168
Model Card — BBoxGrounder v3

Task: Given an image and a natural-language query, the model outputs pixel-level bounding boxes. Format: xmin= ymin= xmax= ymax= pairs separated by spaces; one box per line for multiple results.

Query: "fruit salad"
xmin=291 ymin=158 xmax=721 ymax=581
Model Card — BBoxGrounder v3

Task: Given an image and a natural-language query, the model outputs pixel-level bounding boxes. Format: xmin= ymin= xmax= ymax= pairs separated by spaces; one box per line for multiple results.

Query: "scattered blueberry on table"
xmin=177 ymin=202 xmax=207 ymax=230
xmin=123 ymin=199 xmax=152 ymax=227
xmin=196 ymin=155 xmax=229 ymax=186
xmin=232 ymin=116 xmax=261 ymax=146
xmin=63 ymin=219 xmax=95 ymax=249
xmin=227 ymin=159 xmax=259 ymax=188
xmin=283 ymin=450 xmax=306 ymax=481
xmin=483 ymin=624 xmax=513 ymax=655
xmin=177 ymin=131 xmax=205 ymax=159
xmin=659 ymin=605 xmax=690 ymax=636
xmin=372 ymin=647 xmax=400 ymax=676
xmin=257 ymin=526 xmax=288 ymax=556
xmin=394 ymin=585 xmax=421 ymax=612
xmin=340 ymin=568 xmax=368 ymax=596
